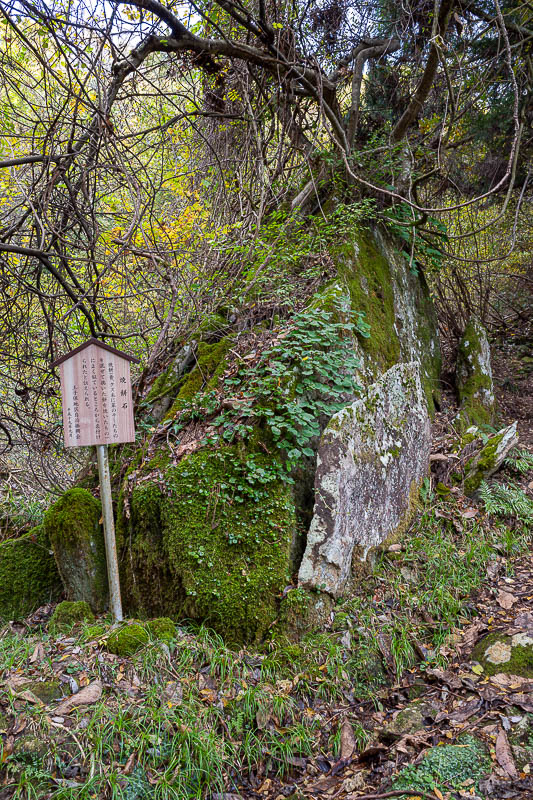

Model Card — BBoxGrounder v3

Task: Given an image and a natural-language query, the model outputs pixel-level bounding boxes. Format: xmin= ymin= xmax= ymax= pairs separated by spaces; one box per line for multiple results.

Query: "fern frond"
xmin=504 ymin=448 xmax=533 ymax=475
xmin=479 ymin=480 xmax=533 ymax=523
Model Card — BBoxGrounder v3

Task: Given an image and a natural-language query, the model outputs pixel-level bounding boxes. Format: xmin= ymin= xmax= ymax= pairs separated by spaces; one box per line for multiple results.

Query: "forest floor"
xmin=1 ymin=336 xmax=533 ymax=800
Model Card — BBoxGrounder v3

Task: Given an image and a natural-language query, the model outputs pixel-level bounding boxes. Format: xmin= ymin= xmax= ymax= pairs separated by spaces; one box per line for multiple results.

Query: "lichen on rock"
xmin=0 ymin=524 xmax=62 ymax=621
xmin=471 ymin=631 xmax=533 ymax=677
xmin=298 ymin=362 xmax=431 ymax=596
xmin=44 ymin=488 xmax=108 ymax=612
xmin=456 ymin=316 xmax=495 ymax=429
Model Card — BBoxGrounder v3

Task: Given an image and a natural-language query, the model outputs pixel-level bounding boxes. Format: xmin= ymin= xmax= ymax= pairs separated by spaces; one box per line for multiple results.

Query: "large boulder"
xmin=49 ymin=225 xmax=441 ymax=642
xmin=298 ymin=362 xmax=431 ymax=596
xmin=44 ymin=488 xmax=108 ymax=612
xmin=456 ymin=316 xmax=495 ymax=428
xmin=0 ymin=525 xmax=62 ymax=620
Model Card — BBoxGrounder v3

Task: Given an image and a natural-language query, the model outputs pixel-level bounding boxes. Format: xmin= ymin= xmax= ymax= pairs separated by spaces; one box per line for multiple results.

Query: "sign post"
xmin=52 ymin=338 xmax=140 ymax=622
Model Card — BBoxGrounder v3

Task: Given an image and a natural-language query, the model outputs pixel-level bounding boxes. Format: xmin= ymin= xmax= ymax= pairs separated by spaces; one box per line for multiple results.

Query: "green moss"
xmin=165 ymin=336 xmax=235 ymax=419
xmin=0 ymin=525 xmax=62 ymax=621
xmin=44 ymin=488 xmax=107 ymax=612
xmin=463 ymin=431 xmax=505 ymax=494
xmin=471 ymin=632 xmax=533 ymax=677
xmin=392 ymin=736 xmax=490 ymax=793
xmin=106 ymin=623 xmax=149 ymax=656
xmin=49 ymin=600 xmax=94 ymax=633
xmin=145 ymin=617 xmax=176 ymax=642
xmin=456 ymin=318 xmax=494 ymax=429
xmin=121 ymin=443 xmax=296 ymax=645
xmin=26 ymin=679 xmax=64 ymax=704
xmin=334 ymin=230 xmax=401 ymax=372
xmin=82 ymin=623 xmax=107 ymax=641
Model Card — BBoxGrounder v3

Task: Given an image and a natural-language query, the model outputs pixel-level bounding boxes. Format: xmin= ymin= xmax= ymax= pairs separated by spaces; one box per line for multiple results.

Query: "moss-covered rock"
xmin=0 ymin=525 xmax=62 ymax=621
xmin=334 ymin=228 xmax=441 ymax=413
xmin=121 ymin=443 xmax=296 ymax=644
xmin=392 ymin=736 xmax=490 ymax=794
xmin=456 ymin=316 xmax=495 ymax=429
xmin=471 ymin=631 xmax=533 ymax=677
xmin=106 ymin=623 xmax=149 ymax=656
xmin=462 ymin=422 xmax=519 ymax=495
xmin=145 ymin=617 xmax=176 ymax=642
xmin=26 ymin=679 xmax=64 ymax=704
xmin=82 ymin=623 xmax=108 ymax=641
xmin=380 ymin=700 xmax=439 ymax=741
xmin=44 ymin=488 xmax=108 ymax=612
xmin=49 ymin=600 xmax=94 ymax=633
xmin=165 ymin=336 xmax=235 ymax=420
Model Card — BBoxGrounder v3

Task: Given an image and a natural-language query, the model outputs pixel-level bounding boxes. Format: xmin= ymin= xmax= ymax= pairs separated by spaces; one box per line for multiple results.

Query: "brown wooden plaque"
xmin=53 ymin=340 xmax=138 ymax=448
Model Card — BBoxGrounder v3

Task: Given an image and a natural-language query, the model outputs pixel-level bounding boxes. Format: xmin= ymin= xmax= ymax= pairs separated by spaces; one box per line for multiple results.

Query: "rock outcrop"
xmin=456 ymin=316 xmax=495 ymax=428
xmin=44 ymin=488 xmax=108 ymax=613
xmin=43 ymin=225 xmax=442 ymax=642
xmin=298 ymin=362 xmax=431 ymax=596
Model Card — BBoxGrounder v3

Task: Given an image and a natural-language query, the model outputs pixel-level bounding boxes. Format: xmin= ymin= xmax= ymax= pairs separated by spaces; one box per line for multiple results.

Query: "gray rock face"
xmin=298 ymin=362 xmax=430 ymax=596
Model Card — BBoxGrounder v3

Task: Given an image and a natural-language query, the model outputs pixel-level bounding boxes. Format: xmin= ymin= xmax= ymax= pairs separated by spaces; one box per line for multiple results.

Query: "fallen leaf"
xmin=495 ymin=728 xmax=518 ymax=779
xmin=122 ymin=752 xmax=136 ymax=775
xmin=497 ymin=590 xmax=517 ymax=610
xmin=55 ymin=680 xmax=102 ymax=714
xmin=340 ymin=718 xmax=356 ymax=761
xmin=29 ymin=643 xmax=45 ymax=664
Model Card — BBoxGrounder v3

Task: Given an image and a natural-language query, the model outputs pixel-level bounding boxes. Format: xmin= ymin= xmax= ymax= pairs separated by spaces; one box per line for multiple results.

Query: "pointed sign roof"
xmin=51 ymin=337 xmax=140 ymax=368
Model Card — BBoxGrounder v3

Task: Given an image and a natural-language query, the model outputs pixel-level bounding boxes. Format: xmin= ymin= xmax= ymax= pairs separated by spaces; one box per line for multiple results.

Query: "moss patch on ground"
xmin=44 ymin=488 xmax=107 ymax=612
xmin=121 ymin=443 xmax=296 ymax=645
xmin=49 ymin=600 xmax=95 ymax=633
xmin=0 ymin=525 xmax=62 ymax=621
xmin=106 ymin=623 xmax=149 ymax=656
xmin=392 ymin=736 xmax=490 ymax=794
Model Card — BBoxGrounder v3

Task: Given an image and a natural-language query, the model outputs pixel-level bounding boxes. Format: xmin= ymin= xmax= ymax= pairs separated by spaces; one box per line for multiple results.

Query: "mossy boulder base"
xmin=0 ymin=525 xmax=62 ymax=620
xmin=45 ymin=488 xmax=108 ymax=612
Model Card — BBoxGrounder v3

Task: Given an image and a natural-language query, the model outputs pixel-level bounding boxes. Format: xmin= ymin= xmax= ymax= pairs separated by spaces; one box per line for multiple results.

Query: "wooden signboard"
xmin=52 ymin=338 xmax=140 ymax=622
xmin=52 ymin=338 xmax=139 ymax=448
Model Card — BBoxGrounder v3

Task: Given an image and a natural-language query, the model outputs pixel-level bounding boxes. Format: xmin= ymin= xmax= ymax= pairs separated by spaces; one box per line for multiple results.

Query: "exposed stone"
xmin=298 ymin=362 xmax=431 ymax=596
xmin=456 ymin=316 xmax=495 ymax=428
xmin=380 ymin=699 xmax=439 ymax=741
xmin=0 ymin=525 xmax=62 ymax=621
xmin=44 ymin=488 xmax=108 ymax=612
xmin=26 ymin=679 xmax=65 ymax=704
xmin=463 ymin=422 xmax=519 ymax=495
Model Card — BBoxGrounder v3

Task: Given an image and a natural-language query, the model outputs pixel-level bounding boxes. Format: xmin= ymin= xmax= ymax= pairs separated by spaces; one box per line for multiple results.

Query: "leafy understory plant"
xmin=504 ymin=448 xmax=533 ymax=475
xmin=173 ymin=300 xmax=366 ymax=475
xmin=479 ymin=480 xmax=533 ymax=523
